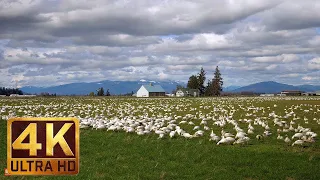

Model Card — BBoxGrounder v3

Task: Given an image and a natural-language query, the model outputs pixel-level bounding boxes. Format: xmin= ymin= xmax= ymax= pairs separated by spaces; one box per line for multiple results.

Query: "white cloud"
xmin=250 ymin=54 xmax=300 ymax=63
xmin=307 ymin=57 xmax=320 ymax=70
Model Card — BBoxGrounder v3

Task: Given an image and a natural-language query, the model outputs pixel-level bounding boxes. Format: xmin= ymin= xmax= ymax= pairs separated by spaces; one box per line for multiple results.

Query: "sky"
xmin=0 ymin=0 xmax=319 ymax=88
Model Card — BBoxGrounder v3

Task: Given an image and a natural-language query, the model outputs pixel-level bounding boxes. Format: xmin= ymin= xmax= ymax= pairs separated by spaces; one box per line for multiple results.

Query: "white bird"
xmin=292 ymin=140 xmax=304 ymax=146
xmin=217 ymin=137 xmax=235 ymax=145
xmin=158 ymin=133 xmax=164 ymax=139
xmin=169 ymin=131 xmax=176 ymax=138
xmin=182 ymin=133 xmax=193 ymax=139
xmin=194 ymin=130 xmax=204 ymax=137
xmin=263 ymin=130 xmax=272 ymax=137
xmin=277 ymin=134 xmax=283 ymax=140
xmin=235 ymin=132 xmax=247 ymax=139
xmin=193 ymin=126 xmax=200 ymax=130
xmin=284 ymin=136 xmax=291 ymax=143
xmin=233 ymin=137 xmax=250 ymax=145
xmin=256 ymin=135 xmax=262 ymax=140
xmin=210 ymin=130 xmax=216 ymax=138
xmin=247 ymin=129 xmax=254 ymax=134
xmin=209 ymin=135 xmax=221 ymax=142
xmin=292 ymin=133 xmax=304 ymax=139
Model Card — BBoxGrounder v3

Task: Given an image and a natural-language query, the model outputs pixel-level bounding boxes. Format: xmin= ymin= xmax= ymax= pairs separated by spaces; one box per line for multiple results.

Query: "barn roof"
xmin=142 ymin=84 xmax=165 ymax=92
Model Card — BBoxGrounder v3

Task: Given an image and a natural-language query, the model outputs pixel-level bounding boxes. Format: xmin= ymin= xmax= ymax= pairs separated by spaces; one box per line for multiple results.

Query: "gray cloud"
xmin=0 ymin=0 xmax=319 ymax=87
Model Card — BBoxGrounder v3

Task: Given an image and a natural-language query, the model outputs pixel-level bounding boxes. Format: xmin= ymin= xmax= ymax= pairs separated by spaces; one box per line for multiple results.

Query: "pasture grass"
xmin=0 ymin=97 xmax=319 ymax=179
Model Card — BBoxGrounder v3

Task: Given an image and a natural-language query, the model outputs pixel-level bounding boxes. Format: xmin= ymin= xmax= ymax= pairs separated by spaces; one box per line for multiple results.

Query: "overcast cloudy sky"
xmin=0 ymin=0 xmax=319 ymax=88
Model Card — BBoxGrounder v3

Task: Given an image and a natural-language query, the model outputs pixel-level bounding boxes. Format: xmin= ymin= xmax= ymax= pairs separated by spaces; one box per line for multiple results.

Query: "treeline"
xmin=89 ymin=87 xmax=111 ymax=96
xmin=0 ymin=87 xmax=23 ymax=96
xmin=186 ymin=66 xmax=223 ymax=96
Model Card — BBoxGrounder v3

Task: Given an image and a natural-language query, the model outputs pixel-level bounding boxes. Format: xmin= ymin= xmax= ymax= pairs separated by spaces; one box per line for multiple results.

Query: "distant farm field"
xmin=0 ymin=97 xmax=320 ymax=179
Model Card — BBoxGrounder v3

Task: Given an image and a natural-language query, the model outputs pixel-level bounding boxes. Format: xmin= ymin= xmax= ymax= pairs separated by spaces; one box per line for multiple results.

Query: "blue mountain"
xmin=21 ymin=80 xmax=187 ymax=95
xmin=232 ymin=81 xmax=320 ymax=93
xmin=223 ymin=86 xmax=241 ymax=92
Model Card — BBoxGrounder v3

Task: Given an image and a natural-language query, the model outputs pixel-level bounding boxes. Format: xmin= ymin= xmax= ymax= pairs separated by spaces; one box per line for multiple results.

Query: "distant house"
xmin=302 ymin=92 xmax=316 ymax=96
xmin=277 ymin=93 xmax=286 ymax=96
xmin=176 ymin=88 xmax=199 ymax=97
xmin=165 ymin=93 xmax=175 ymax=97
xmin=9 ymin=94 xmax=36 ymax=97
xmin=316 ymin=91 xmax=320 ymax=96
xmin=280 ymin=90 xmax=303 ymax=96
xmin=0 ymin=95 xmax=6 ymax=97
xmin=260 ymin=94 xmax=274 ymax=97
xmin=136 ymin=83 xmax=165 ymax=97
xmin=9 ymin=94 xmax=19 ymax=97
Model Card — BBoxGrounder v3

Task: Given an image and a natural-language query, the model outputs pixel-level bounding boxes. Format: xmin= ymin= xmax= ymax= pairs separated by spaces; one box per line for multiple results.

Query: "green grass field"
xmin=0 ymin=97 xmax=320 ymax=179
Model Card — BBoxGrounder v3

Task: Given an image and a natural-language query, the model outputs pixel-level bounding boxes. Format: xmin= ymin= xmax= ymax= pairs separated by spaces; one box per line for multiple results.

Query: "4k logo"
xmin=7 ymin=117 xmax=79 ymax=175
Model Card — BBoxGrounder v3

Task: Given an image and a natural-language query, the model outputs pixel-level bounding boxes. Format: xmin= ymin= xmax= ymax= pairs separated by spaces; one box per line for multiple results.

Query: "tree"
xmin=187 ymin=75 xmax=199 ymax=89
xmin=0 ymin=87 xmax=23 ymax=96
xmin=96 ymin=87 xmax=104 ymax=96
xmin=105 ymin=89 xmax=111 ymax=96
xmin=197 ymin=67 xmax=206 ymax=96
xmin=212 ymin=66 xmax=223 ymax=96
xmin=205 ymin=80 xmax=214 ymax=96
xmin=89 ymin=92 xmax=95 ymax=96
xmin=173 ymin=85 xmax=184 ymax=94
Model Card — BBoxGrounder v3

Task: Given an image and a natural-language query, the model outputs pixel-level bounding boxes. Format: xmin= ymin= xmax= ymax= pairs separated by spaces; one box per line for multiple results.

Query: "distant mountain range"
xmin=21 ymin=80 xmax=187 ymax=95
xmin=20 ymin=80 xmax=320 ymax=95
xmin=223 ymin=86 xmax=241 ymax=92
xmin=231 ymin=81 xmax=320 ymax=94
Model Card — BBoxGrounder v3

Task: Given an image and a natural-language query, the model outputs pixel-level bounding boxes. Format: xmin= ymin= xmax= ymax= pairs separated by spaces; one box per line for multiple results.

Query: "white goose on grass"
xmin=182 ymin=133 xmax=193 ymax=139
xmin=292 ymin=140 xmax=304 ymax=146
xmin=277 ymin=134 xmax=284 ymax=140
xmin=233 ymin=137 xmax=250 ymax=145
xmin=217 ymin=136 xmax=235 ymax=145
xmin=292 ymin=133 xmax=304 ymax=139
xmin=169 ymin=131 xmax=176 ymax=138
xmin=284 ymin=135 xmax=291 ymax=143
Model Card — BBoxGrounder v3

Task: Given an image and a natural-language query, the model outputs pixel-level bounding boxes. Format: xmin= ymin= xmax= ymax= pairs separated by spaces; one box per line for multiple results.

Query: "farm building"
xmin=316 ymin=91 xmax=320 ymax=96
xmin=277 ymin=93 xmax=286 ymax=96
xmin=9 ymin=94 xmax=19 ymax=97
xmin=176 ymin=88 xmax=200 ymax=97
xmin=136 ymin=84 xmax=165 ymax=97
xmin=280 ymin=90 xmax=303 ymax=96
xmin=302 ymin=92 xmax=317 ymax=96
xmin=260 ymin=94 xmax=275 ymax=97
xmin=9 ymin=94 xmax=36 ymax=97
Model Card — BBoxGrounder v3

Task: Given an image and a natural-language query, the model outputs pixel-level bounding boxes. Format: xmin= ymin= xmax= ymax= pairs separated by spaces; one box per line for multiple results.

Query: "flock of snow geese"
xmin=0 ymin=97 xmax=319 ymax=147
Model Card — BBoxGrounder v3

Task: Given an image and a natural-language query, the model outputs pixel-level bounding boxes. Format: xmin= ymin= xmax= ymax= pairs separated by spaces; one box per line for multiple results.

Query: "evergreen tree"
xmin=187 ymin=75 xmax=199 ymax=89
xmin=212 ymin=66 xmax=223 ymax=96
xmin=197 ymin=67 xmax=206 ymax=96
xmin=205 ymin=80 xmax=213 ymax=96
xmin=96 ymin=87 xmax=104 ymax=96
xmin=89 ymin=92 xmax=95 ymax=96
xmin=0 ymin=87 xmax=23 ymax=96
xmin=105 ymin=89 xmax=111 ymax=96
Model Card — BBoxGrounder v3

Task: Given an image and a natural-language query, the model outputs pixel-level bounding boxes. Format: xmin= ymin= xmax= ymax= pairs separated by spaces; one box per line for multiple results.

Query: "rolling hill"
xmin=21 ymin=80 xmax=187 ymax=95
xmin=232 ymin=81 xmax=320 ymax=94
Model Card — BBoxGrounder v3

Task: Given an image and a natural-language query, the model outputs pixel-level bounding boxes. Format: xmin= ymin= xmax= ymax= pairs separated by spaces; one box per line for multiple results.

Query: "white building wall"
xmin=136 ymin=86 xmax=149 ymax=97
xmin=176 ymin=90 xmax=185 ymax=97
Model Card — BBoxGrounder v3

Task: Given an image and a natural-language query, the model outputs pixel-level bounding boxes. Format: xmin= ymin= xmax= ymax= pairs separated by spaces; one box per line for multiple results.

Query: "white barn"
xmin=136 ymin=84 xmax=165 ymax=97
